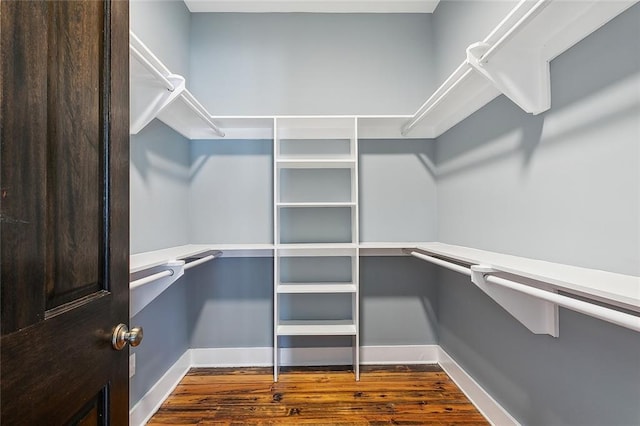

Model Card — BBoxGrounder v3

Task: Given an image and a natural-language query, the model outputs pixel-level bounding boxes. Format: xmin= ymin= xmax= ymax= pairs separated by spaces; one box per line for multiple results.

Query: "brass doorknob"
xmin=112 ymin=324 xmax=144 ymax=350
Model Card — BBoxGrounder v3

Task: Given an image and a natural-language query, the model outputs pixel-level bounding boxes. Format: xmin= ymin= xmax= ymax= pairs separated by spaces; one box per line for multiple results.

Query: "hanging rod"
xmin=130 ymin=269 xmax=174 ymax=290
xmin=180 ymin=91 xmax=226 ymax=138
xmin=184 ymin=250 xmax=223 ymax=270
xmin=407 ymin=250 xmax=640 ymax=333
xmin=479 ymin=0 xmax=551 ymax=64
xmin=129 ymin=45 xmax=175 ymax=92
xmin=129 ymin=31 xmax=175 ymax=92
xmin=401 ymin=62 xmax=474 ymax=136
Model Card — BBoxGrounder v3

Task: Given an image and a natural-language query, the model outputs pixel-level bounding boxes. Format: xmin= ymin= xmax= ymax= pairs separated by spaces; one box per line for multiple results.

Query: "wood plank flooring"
xmin=148 ymin=365 xmax=489 ymax=425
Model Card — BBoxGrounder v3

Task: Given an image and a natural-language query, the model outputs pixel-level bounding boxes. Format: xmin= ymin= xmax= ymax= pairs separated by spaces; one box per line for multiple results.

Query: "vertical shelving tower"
xmin=273 ymin=117 xmax=359 ymax=381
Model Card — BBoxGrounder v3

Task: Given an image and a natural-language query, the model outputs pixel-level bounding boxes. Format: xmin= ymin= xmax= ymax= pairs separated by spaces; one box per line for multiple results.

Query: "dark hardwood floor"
xmin=148 ymin=365 xmax=489 ymax=425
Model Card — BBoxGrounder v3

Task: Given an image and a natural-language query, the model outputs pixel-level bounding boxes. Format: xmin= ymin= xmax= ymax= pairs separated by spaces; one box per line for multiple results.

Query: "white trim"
xmin=191 ymin=347 xmax=273 ymax=367
xmin=188 ymin=345 xmax=439 ymax=368
xmin=361 ymin=344 xmax=439 ymax=364
xmin=131 ymin=345 xmax=516 ymax=426
xmin=438 ymin=348 xmax=520 ymax=426
xmin=184 ymin=1 xmax=440 ymax=14
xmin=129 ymin=350 xmax=191 ymax=426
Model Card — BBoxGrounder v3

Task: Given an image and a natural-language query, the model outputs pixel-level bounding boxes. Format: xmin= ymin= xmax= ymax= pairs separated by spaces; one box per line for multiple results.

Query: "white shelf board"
xmin=357 ymin=116 xmax=424 ymax=139
xmin=416 ymin=243 xmax=640 ymax=312
xmin=277 ymin=283 xmax=357 ymax=294
xmin=184 ymin=0 xmax=440 ymax=14
xmin=130 ymin=244 xmax=274 ymax=273
xmin=277 ymin=202 xmax=356 ymax=208
xmin=277 ymin=320 xmax=357 ymax=336
xmin=403 ymin=0 xmax=637 ymax=138
xmin=129 ymin=32 xmax=223 ymax=140
xmin=276 ymin=159 xmax=356 ymax=169
xmin=404 ymin=64 xmax=501 ymax=138
xmin=359 ymin=242 xmax=422 ymax=256
xmin=208 ymin=116 xmax=274 ymax=140
xmin=130 ymin=245 xmax=215 ymax=273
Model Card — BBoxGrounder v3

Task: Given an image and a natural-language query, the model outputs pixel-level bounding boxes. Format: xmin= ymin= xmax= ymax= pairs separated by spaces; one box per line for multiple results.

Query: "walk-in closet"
xmin=126 ymin=0 xmax=640 ymax=424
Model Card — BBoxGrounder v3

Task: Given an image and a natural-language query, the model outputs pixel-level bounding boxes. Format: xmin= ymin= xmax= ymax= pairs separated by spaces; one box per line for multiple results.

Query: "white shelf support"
xmin=466 ymin=41 xmax=551 ymax=114
xmin=130 ymin=250 xmax=223 ymax=317
xmin=129 ymin=31 xmax=225 ymax=138
xmin=408 ymin=250 xmax=640 ymax=336
xmin=400 ymin=0 xmax=638 ymax=137
xmin=470 ymin=265 xmax=559 ymax=337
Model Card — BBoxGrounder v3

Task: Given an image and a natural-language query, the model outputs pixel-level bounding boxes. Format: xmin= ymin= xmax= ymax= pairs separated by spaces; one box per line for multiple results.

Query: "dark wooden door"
xmin=1 ymin=0 xmax=130 ymax=424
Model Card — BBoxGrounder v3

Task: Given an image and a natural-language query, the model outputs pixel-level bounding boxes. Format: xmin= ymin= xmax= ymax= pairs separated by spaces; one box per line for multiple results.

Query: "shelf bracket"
xmin=466 ymin=42 xmax=551 ymax=115
xmin=130 ymin=260 xmax=185 ymax=318
xmin=130 ymin=75 xmax=186 ymax=134
xmin=470 ymin=264 xmax=559 ymax=337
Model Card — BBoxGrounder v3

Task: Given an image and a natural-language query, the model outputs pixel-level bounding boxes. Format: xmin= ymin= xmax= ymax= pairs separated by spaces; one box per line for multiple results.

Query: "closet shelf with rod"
xmin=400 ymin=0 xmax=638 ymax=138
xmin=129 ymin=31 xmax=225 ymax=139
xmin=130 ymin=249 xmax=222 ymax=317
xmin=405 ymin=243 xmax=640 ymax=336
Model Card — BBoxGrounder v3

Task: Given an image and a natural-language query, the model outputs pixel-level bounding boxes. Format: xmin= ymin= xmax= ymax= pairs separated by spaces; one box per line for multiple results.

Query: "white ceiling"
xmin=184 ymin=0 xmax=441 ymax=14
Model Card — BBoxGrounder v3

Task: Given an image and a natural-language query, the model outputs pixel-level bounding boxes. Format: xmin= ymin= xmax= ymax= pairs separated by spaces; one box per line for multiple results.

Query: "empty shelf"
xmin=276 ymin=159 xmax=356 ymax=169
xmin=277 ymin=283 xmax=357 ymax=294
xmin=277 ymin=320 xmax=357 ymax=336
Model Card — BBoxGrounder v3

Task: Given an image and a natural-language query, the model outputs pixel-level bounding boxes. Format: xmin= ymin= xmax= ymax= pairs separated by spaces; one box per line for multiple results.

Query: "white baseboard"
xmin=189 ymin=344 xmax=440 ymax=367
xmin=361 ymin=344 xmax=439 ymax=364
xmin=131 ymin=345 xmax=516 ymax=426
xmin=438 ymin=348 xmax=520 ymax=426
xmin=191 ymin=347 xmax=273 ymax=367
xmin=129 ymin=350 xmax=191 ymax=426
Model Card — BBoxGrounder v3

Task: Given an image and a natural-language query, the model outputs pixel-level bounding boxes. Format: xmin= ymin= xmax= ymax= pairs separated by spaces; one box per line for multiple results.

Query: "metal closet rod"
xmin=130 ymin=269 xmax=174 ymax=290
xmin=401 ymin=0 xmax=552 ymax=136
xmin=130 ymin=251 xmax=223 ymax=289
xmin=407 ymin=250 xmax=640 ymax=333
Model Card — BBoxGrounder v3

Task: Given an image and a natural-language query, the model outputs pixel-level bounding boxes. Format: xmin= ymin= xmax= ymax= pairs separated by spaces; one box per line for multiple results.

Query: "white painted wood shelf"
xmin=129 ymin=32 xmax=224 ymax=139
xmin=401 ymin=0 xmax=638 ymax=138
xmin=276 ymin=159 xmax=356 ymax=169
xmin=130 ymin=244 xmax=274 ymax=273
xmin=277 ymin=202 xmax=357 ymax=208
xmin=276 ymin=283 xmax=357 ymax=294
xmin=416 ymin=243 xmax=640 ymax=313
xmin=277 ymin=320 xmax=357 ymax=336
xmin=273 ymin=116 xmax=360 ymax=381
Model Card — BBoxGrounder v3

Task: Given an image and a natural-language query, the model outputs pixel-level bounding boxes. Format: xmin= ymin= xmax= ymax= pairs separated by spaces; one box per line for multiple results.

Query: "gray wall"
xmin=188 ymin=257 xmax=439 ymax=348
xmin=130 ymin=0 xmax=193 ymax=409
xmin=432 ymin=0 xmax=518 ymax=84
xmin=188 ymin=258 xmax=273 ymax=348
xmin=435 ymin=4 xmax=640 ymax=425
xmin=130 ymin=120 xmax=191 ymax=254
xmin=436 ymin=4 xmax=640 ymax=275
xmin=189 ymin=13 xmax=435 ymax=115
xmin=130 ymin=0 xmax=191 ymax=77
xmin=360 ymin=257 xmax=438 ymax=345
xmin=189 ymin=139 xmax=274 ymax=244
xmin=359 ymin=139 xmax=437 ymax=242
xmin=130 ymin=276 xmax=190 ymax=406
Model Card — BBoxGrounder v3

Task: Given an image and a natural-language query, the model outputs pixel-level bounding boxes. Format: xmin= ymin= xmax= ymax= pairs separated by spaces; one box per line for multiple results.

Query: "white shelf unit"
xmin=407 ymin=243 xmax=640 ymax=335
xmin=273 ymin=117 xmax=360 ymax=381
xmin=129 ymin=31 xmax=224 ymax=139
xmin=401 ymin=0 xmax=638 ymax=138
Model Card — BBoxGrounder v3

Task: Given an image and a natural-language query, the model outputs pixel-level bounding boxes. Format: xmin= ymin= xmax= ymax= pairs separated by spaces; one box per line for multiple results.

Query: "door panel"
xmin=1 ymin=0 xmax=130 ymax=424
xmin=46 ymin=0 xmax=105 ymax=310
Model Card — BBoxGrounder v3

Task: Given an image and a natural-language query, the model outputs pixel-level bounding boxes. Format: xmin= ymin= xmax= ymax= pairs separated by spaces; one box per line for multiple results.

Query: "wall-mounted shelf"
xmin=409 ymin=243 xmax=640 ymax=336
xmin=276 ymin=320 xmax=357 ymax=336
xmin=129 ymin=248 xmax=222 ymax=317
xmin=129 ymin=31 xmax=224 ymax=139
xmin=401 ymin=0 xmax=638 ymax=137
